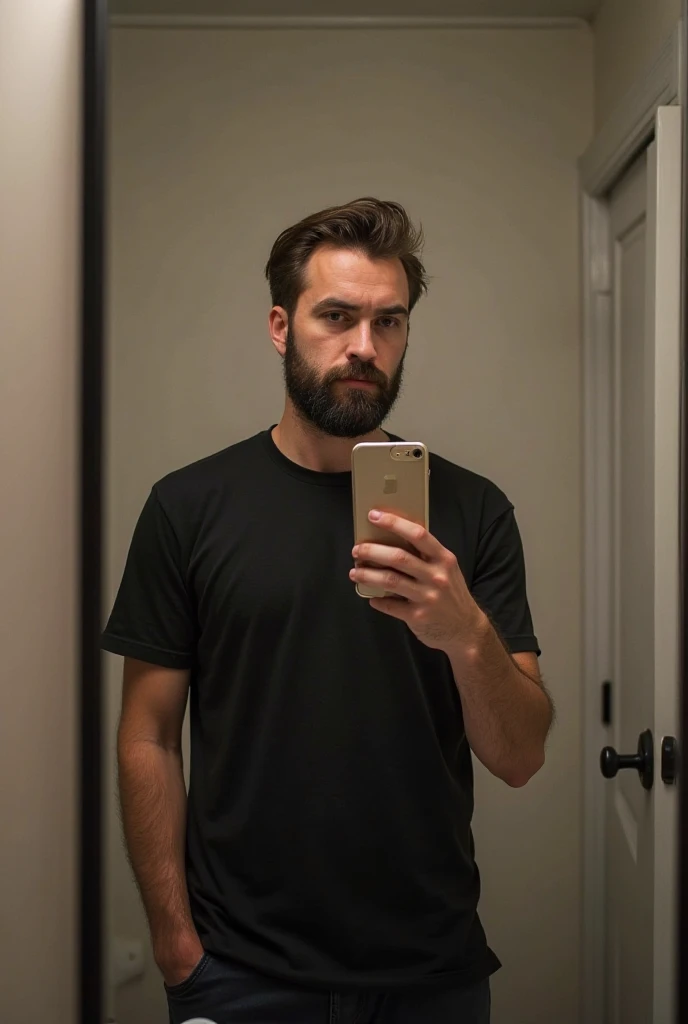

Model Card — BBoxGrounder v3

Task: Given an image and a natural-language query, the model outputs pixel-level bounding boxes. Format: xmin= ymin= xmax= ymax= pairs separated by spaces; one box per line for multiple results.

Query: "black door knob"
xmin=600 ymin=729 xmax=654 ymax=790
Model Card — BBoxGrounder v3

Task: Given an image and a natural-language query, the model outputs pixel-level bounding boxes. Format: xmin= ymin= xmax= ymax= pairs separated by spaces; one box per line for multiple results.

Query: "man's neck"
xmin=272 ymin=403 xmax=389 ymax=474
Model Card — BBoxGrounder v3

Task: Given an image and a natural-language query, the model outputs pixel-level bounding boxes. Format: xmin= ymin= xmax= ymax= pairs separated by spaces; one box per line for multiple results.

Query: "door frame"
xmin=579 ymin=23 xmax=682 ymax=1024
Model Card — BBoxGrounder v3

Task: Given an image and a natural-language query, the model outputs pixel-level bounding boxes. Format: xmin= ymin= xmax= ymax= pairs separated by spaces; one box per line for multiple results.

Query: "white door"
xmin=602 ymin=107 xmax=682 ymax=1024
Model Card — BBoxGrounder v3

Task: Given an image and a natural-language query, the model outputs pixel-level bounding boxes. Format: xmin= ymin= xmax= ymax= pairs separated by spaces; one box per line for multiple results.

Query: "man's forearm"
xmin=446 ymin=611 xmax=552 ymax=787
xmin=117 ymin=737 xmax=197 ymax=951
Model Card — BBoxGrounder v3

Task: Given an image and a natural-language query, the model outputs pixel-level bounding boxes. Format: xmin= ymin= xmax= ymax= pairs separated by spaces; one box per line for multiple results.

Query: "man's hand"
xmin=351 ymin=509 xmax=551 ymax=787
xmin=350 ymin=509 xmax=486 ymax=654
xmin=154 ymin=928 xmax=205 ymax=988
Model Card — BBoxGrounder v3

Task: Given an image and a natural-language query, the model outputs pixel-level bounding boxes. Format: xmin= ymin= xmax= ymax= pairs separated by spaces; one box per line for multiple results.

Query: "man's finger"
xmin=367 ymin=510 xmax=442 ymax=560
xmin=352 ymin=541 xmax=430 ymax=582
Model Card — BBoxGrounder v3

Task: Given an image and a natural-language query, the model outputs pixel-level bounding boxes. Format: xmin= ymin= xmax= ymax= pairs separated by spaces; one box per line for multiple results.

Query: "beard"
xmin=282 ymin=325 xmax=407 ymax=439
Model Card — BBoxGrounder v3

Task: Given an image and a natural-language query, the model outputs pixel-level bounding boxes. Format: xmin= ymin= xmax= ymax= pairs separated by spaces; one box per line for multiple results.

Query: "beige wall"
xmin=106 ymin=25 xmax=592 ymax=1024
xmin=0 ymin=2 xmax=80 ymax=1022
xmin=593 ymin=0 xmax=682 ymax=128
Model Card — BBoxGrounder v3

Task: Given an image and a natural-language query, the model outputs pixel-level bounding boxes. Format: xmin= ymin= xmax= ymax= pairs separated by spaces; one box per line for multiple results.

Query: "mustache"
xmin=329 ymin=366 xmax=387 ymax=386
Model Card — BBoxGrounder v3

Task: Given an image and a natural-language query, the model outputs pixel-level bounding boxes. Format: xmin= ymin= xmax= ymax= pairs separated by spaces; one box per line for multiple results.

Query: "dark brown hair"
xmin=264 ymin=197 xmax=428 ymax=317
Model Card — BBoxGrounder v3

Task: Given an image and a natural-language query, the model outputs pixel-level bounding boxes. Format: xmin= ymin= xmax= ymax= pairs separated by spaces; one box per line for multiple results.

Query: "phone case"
xmin=351 ymin=441 xmax=430 ymax=599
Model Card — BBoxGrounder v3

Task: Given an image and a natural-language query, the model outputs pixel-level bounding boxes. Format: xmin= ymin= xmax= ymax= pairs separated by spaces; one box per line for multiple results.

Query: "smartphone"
xmin=351 ymin=441 xmax=430 ymax=599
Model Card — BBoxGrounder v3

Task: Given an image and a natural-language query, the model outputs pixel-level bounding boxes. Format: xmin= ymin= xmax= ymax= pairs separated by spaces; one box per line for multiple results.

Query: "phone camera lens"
xmin=413 ymin=448 xmax=422 ymax=458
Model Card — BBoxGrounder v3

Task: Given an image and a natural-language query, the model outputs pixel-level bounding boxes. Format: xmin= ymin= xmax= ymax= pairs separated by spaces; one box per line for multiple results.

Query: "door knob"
xmin=600 ymin=728 xmax=654 ymax=790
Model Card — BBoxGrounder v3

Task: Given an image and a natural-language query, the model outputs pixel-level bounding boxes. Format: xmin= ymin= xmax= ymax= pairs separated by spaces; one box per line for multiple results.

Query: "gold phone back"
xmin=351 ymin=441 xmax=429 ymax=599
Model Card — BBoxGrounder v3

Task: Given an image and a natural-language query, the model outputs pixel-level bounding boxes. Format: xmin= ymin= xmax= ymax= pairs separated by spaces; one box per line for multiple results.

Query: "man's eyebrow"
xmin=311 ymin=297 xmax=409 ymax=317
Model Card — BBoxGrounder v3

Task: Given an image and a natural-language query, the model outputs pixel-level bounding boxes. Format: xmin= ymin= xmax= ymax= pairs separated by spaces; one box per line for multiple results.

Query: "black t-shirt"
xmin=102 ymin=426 xmax=540 ymax=993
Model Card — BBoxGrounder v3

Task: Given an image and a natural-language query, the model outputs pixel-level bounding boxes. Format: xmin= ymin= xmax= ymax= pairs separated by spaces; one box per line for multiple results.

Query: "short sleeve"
xmin=101 ymin=487 xmax=197 ymax=669
xmin=470 ymin=507 xmax=541 ymax=657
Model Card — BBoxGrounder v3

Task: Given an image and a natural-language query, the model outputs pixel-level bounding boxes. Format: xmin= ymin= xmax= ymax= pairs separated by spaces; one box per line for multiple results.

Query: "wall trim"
xmin=109 ymin=14 xmax=589 ymax=31
xmin=579 ymin=23 xmax=681 ymax=197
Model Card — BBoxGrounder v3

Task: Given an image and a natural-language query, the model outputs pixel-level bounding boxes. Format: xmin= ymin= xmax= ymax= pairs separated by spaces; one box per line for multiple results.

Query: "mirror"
xmin=89 ymin=3 xmax=688 ymax=1023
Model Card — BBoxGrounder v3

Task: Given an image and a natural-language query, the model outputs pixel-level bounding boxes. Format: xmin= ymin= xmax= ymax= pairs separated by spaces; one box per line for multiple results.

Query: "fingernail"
xmin=369 ymin=510 xmax=381 ymax=521
xmin=352 ymin=546 xmax=360 ymax=557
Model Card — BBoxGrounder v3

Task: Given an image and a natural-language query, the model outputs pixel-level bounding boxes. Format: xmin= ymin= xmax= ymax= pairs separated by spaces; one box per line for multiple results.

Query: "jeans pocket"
xmin=164 ymin=951 xmax=212 ymax=997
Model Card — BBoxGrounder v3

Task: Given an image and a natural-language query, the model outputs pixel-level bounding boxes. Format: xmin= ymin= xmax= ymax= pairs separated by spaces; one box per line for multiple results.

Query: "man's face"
xmin=281 ymin=246 xmax=410 ymax=439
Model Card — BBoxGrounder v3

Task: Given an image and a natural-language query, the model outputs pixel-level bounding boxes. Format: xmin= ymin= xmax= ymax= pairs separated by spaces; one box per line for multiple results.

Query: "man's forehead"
xmin=303 ymin=247 xmax=409 ymax=302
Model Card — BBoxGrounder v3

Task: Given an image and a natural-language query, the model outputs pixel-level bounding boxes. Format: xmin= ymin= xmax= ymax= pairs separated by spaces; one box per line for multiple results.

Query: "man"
xmin=102 ymin=197 xmax=553 ymax=1024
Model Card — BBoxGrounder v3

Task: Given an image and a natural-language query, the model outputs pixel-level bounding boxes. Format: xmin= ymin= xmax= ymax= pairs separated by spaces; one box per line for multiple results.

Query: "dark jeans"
xmin=165 ymin=951 xmax=491 ymax=1024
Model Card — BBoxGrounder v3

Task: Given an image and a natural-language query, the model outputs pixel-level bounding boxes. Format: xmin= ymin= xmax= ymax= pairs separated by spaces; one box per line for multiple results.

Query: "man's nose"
xmin=346 ymin=322 xmax=376 ymax=362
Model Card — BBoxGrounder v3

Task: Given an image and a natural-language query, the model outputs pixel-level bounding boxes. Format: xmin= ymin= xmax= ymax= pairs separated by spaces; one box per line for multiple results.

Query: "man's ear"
xmin=269 ymin=306 xmax=289 ymax=357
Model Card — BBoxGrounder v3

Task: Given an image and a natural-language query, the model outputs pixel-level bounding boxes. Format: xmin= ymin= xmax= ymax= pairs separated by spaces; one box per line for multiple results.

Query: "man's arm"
xmin=445 ymin=625 xmax=553 ymax=788
xmin=350 ymin=509 xmax=552 ymax=789
xmin=117 ymin=656 xmax=204 ymax=986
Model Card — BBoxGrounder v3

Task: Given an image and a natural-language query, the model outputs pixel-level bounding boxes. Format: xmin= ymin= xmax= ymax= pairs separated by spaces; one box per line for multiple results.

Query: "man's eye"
xmin=378 ymin=317 xmax=398 ymax=328
xmin=325 ymin=312 xmax=344 ymax=322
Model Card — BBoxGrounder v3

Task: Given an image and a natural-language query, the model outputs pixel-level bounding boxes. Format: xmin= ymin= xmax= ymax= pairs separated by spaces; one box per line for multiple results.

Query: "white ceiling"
xmin=110 ymin=0 xmax=603 ymax=21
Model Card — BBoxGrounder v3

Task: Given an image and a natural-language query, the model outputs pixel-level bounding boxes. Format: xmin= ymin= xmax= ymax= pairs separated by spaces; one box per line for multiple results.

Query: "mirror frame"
xmin=80 ymin=1 xmax=107 ymax=1021
xmin=79 ymin=6 xmax=688 ymax=1022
